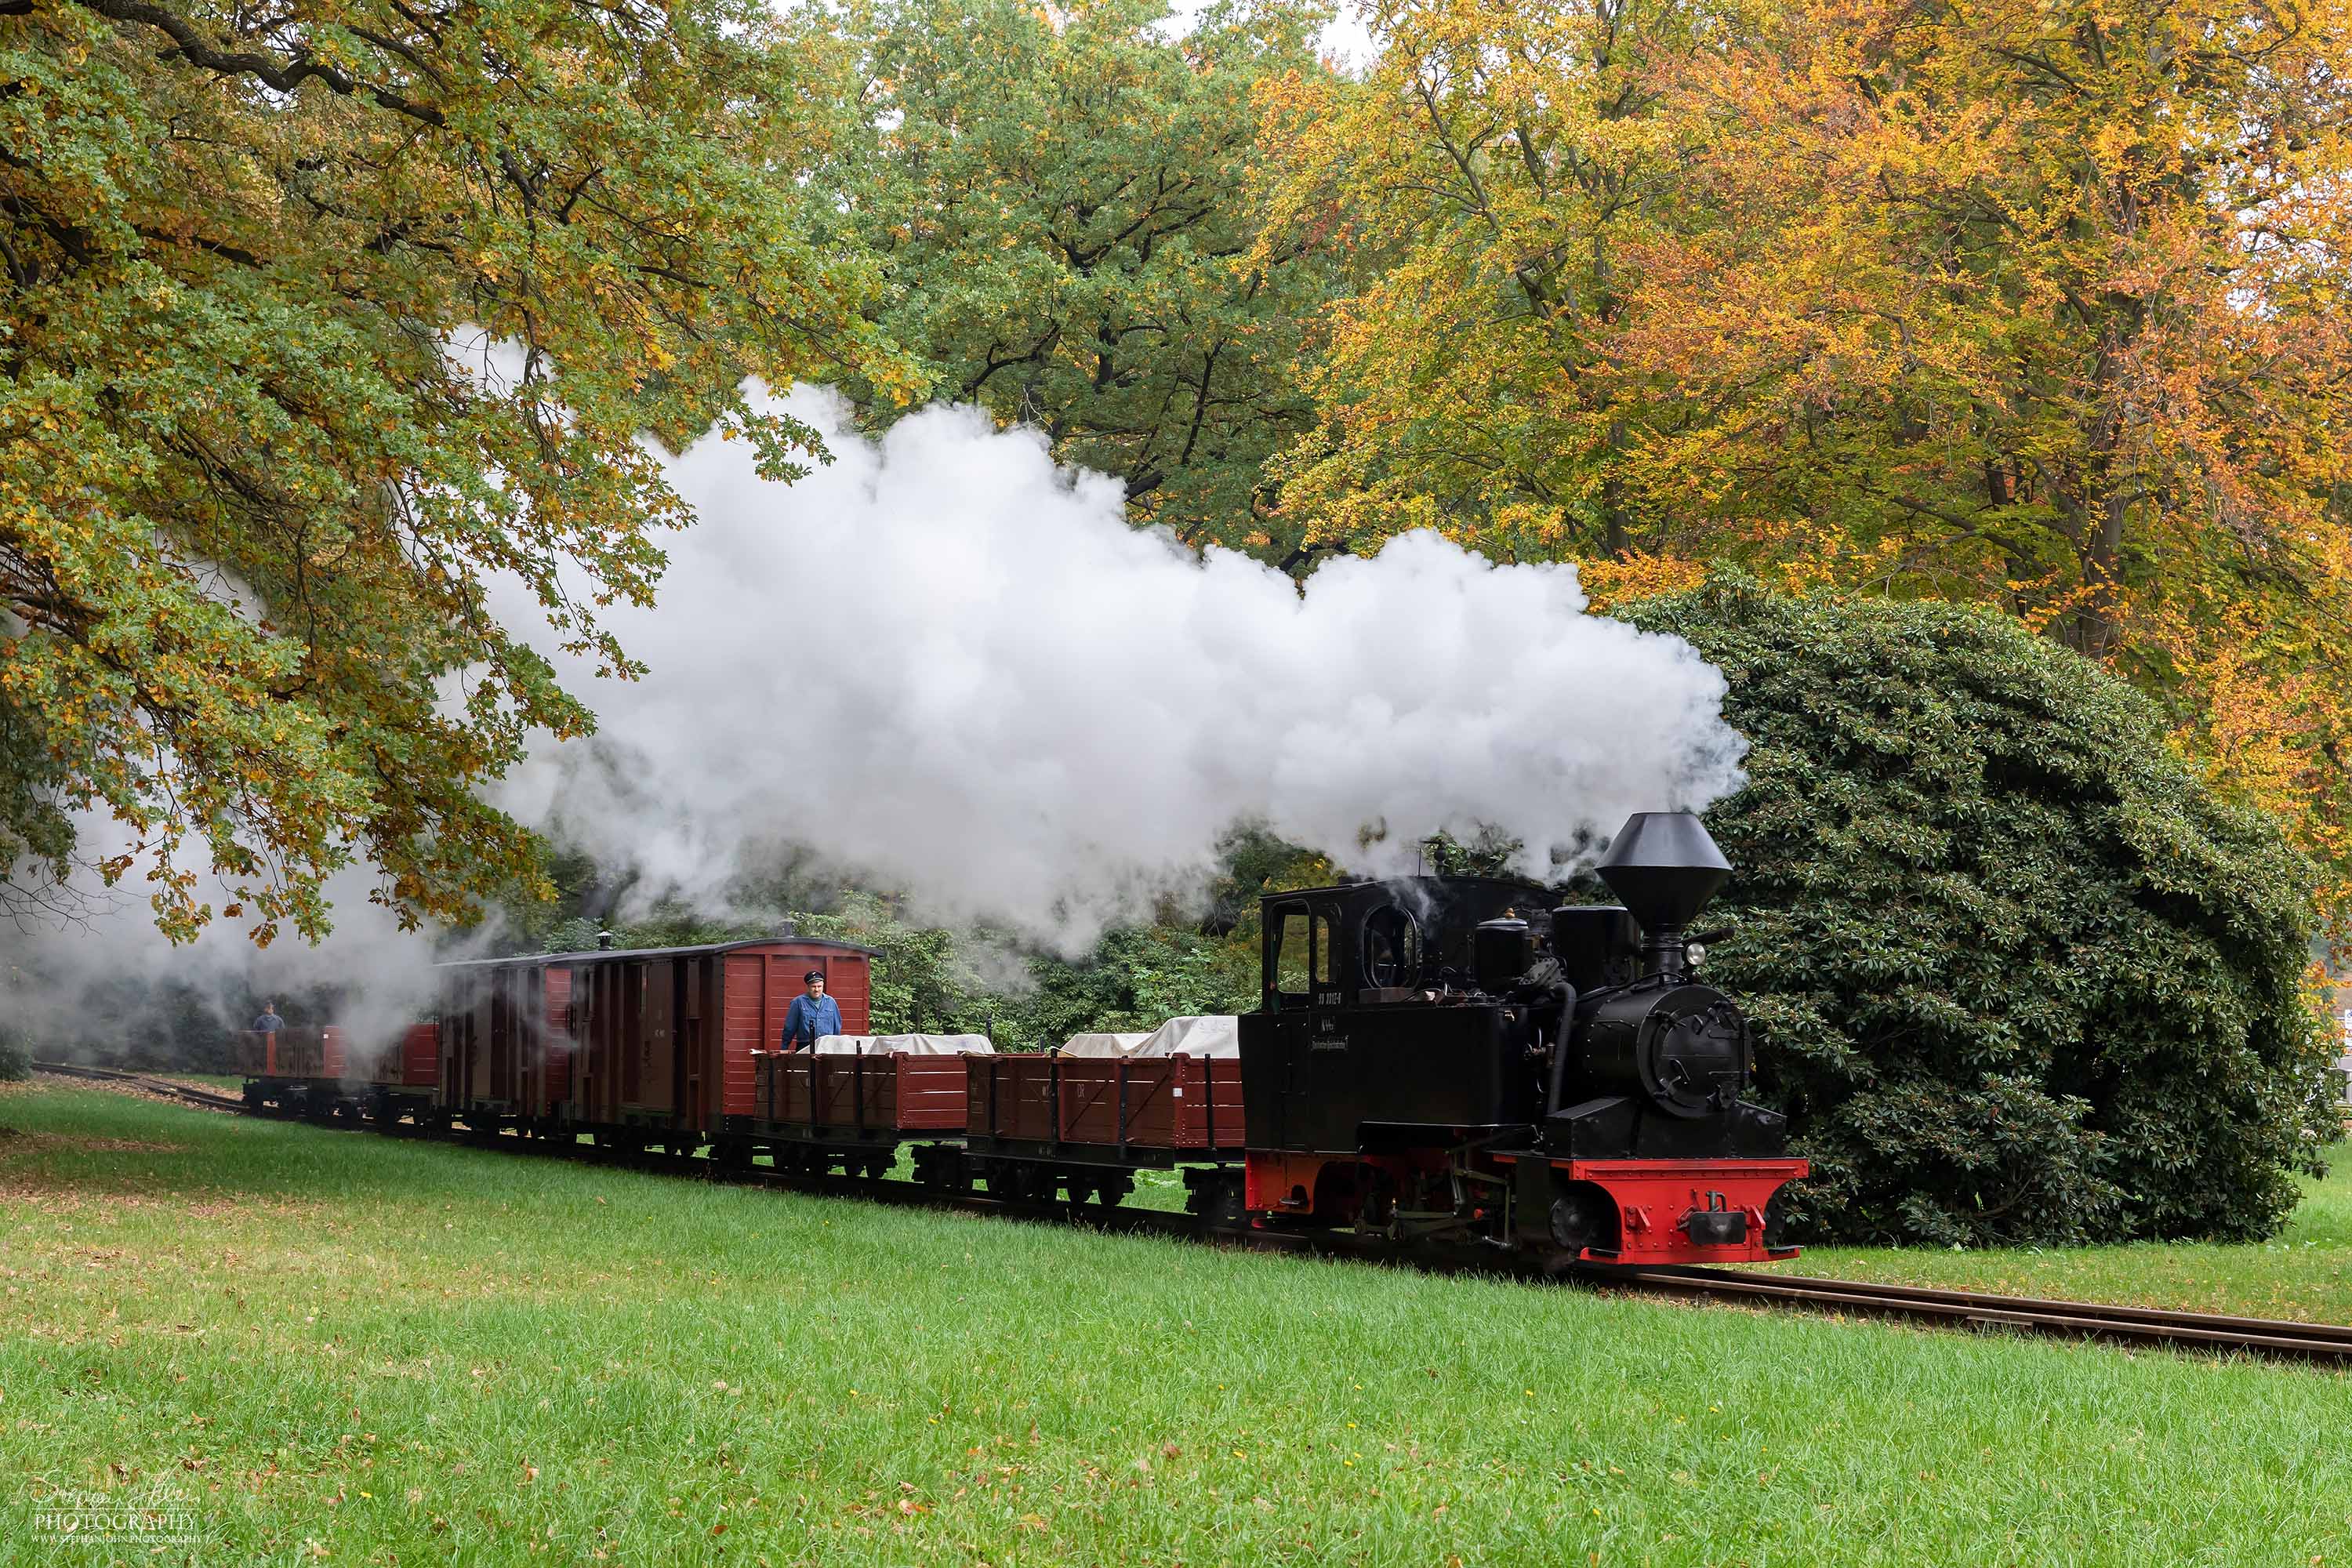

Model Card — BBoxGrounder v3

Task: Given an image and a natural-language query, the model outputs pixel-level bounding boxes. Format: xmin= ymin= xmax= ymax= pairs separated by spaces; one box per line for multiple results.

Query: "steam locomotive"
xmin=232 ymin=811 xmax=1805 ymax=1270
xmin=1238 ymin=810 xmax=1804 ymax=1265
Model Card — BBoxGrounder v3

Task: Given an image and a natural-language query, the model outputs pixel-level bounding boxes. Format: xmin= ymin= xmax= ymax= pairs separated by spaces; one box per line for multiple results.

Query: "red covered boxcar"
xmin=367 ymin=1022 xmax=442 ymax=1127
xmin=434 ymin=937 xmax=877 ymax=1151
xmin=434 ymin=956 xmax=573 ymax=1134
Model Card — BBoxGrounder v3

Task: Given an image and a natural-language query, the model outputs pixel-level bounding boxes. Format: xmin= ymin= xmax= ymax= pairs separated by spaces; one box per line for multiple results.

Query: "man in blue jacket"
xmin=779 ymin=971 xmax=842 ymax=1052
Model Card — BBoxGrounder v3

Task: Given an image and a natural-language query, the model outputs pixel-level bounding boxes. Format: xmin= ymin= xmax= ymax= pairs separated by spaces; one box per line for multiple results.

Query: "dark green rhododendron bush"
xmin=1627 ymin=578 xmax=2337 ymax=1247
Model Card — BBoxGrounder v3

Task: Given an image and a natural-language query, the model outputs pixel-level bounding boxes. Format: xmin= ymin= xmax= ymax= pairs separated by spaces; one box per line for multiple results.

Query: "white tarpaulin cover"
xmin=1131 ymin=1015 xmax=1240 ymax=1058
xmin=814 ymin=1033 xmax=996 ymax=1056
xmin=1056 ymin=1032 xmax=1152 ymax=1058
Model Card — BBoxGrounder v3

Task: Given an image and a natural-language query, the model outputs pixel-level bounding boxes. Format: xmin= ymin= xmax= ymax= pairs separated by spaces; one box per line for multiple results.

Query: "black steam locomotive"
xmin=1236 ymin=811 xmax=1805 ymax=1265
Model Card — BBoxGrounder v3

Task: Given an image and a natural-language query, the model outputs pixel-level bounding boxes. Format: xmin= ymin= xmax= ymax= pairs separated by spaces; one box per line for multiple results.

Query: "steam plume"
xmin=496 ymin=386 xmax=1747 ymax=949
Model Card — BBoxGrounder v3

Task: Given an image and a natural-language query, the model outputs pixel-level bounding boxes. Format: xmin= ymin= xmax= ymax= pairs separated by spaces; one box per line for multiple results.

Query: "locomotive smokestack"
xmin=1597 ymin=811 xmax=1731 ymax=979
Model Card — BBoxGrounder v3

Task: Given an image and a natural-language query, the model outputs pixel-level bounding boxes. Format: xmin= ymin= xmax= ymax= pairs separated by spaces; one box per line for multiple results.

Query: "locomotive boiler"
xmin=1235 ymin=811 xmax=1806 ymax=1265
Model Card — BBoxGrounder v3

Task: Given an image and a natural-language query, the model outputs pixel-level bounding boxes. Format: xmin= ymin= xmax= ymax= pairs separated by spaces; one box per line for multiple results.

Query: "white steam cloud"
xmin=498 ymin=386 xmax=1747 ymax=950
xmin=3 ymin=814 xmax=444 ymax=1065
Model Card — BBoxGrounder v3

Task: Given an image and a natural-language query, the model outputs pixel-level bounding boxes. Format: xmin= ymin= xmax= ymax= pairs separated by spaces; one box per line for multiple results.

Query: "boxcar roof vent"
xmin=597 ymin=928 xmax=616 ymax=950
xmin=1597 ymin=811 xmax=1731 ymax=934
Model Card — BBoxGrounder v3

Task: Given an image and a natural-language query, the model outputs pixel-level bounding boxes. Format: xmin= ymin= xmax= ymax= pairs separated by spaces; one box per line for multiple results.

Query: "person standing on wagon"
xmin=251 ymin=999 xmax=286 ymax=1073
xmin=779 ymin=971 xmax=841 ymax=1053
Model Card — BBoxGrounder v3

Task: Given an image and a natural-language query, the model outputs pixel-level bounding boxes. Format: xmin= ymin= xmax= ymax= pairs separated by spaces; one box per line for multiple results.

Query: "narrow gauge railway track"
xmin=36 ymin=1060 xmax=2352 ymax=1365
xmin=34 ymin=1061 xmax=246 ymax=1112
xmin=1605 ymin=1266 xmax=2352 ymax=1363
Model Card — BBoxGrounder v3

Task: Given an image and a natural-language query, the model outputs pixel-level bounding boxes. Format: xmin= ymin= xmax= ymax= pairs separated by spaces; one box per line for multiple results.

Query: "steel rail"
xmin=34 ymin=1060 xmax=2352 ymax=1364
xmin=34 ymin=1060 xmax=245 ymax=1112
xmin=1601 ymin=1265 xmax=2352 ymax=1361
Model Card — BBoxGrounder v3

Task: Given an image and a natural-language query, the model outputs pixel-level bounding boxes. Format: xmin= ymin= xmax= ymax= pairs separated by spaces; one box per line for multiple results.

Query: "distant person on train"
xmin=779 ymin=971 xmax=840 ymax=1053
xmin=252 ymin=1000 xmax=285 ymax=1035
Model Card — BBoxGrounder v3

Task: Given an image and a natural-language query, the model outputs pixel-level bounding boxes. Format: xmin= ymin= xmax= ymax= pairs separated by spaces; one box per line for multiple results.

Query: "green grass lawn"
xmin=5 ymin=1080 xmax=2351 ymax=1567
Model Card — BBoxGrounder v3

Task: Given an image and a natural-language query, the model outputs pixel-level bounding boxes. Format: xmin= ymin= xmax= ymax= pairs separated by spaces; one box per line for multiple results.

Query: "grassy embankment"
xmin=4 ymin=1079 xmax=2350 ymax=1566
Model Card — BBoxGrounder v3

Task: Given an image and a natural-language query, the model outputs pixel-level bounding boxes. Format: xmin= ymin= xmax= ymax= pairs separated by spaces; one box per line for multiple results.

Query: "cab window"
xmin=1361 ymin=906 xmax=1422 ymax=989
xmin=1275 ymin=906 xmax=1312 ymax=1003
xmin=1313 ymin=913 xmax=1334 ymax=988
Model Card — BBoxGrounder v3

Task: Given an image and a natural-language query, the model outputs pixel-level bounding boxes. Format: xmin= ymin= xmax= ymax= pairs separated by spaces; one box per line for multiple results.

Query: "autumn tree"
xmin=1261 ymin=0 xmax=2352 ymax=915
xmin=1250 ymin=0 xmax=1708 ymax=565
xmin=0 ymin=0 xmax=904 ymax=942
xmin=829 ymin=0 xmax=1336 ymax=552
xmin=1606 ymin=0 xmax=2352 ymax=914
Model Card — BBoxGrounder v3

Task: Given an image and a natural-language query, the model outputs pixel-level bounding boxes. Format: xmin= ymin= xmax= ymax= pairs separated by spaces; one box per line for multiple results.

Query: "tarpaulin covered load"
xmin=1131 ymin=1015 xmax=1240 ymax=1058
xmin=814 ymin=1033 xmax=995 ymax=1056
xmin=1056 ymin=1032 xmax=1152 ymax=1058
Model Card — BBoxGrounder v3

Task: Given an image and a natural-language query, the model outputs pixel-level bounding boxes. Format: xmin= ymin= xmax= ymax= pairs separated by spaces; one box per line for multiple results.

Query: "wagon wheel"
xmin=1185 ymin=1176 xmax=1246 ymax=1229
xmin=1089 ymin=1175 xmax=1133 ymax=1211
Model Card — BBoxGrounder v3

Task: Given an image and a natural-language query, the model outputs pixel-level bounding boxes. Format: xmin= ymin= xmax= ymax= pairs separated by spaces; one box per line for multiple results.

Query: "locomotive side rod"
xmin=40 ymin=1061 xmax=2352 ymax=1365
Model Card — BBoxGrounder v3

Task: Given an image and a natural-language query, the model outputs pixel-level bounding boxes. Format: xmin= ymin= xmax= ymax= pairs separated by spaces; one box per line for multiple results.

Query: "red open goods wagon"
xmin=744 ymin=1050 xmax=965 ymax=1176
xmin=961 ymin=1053 xmax=1245 ymax=1200
xmin=230 ymin=1026 xmax=349 ymax=1081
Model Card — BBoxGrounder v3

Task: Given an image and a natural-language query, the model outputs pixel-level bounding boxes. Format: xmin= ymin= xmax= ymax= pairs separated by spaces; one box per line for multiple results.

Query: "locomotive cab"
xmin=1238 ymin=874 xmax=1554 ymax=1156
xmin=1235 ymin=811 xmax=1807 ymax=1265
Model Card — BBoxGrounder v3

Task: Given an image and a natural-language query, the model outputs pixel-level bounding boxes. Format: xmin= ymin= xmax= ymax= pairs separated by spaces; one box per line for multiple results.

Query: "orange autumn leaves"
xmin=1254 ymin=0 xmax=2352 ymax=929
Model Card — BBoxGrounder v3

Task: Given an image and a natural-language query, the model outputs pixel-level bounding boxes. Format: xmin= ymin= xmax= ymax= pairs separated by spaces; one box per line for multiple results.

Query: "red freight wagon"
xmin=368 ymin=1022 xmax=441 ymax=1090
xmin=1054 ymin=1056 xmax=1243 ymax=1151
xmin=434 ymin=957 xmax=570 ymax=1130
xmin=967 ymin=1054 xmax=1243 ymax=1156
xmin=956 ymin=1054 xmax=1247 ymax=1204
xmin=230 ymin=1026 xmax=349 ymax=1081
xmin=365 ymin=1022 xmax=442 ymax=1127
xmin=745 ymin=1051 xmax=967 ymax=1174
xmin=543 ymin=937 xmax=876 ymax=1151
xmin=231 ymin=1026 xmax=382 ymax=1120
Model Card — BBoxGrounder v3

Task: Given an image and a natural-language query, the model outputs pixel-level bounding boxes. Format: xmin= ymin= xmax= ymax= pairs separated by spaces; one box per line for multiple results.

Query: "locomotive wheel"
xmin=1548 ymin=1181 xmax=1617 ymax=1258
